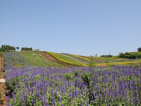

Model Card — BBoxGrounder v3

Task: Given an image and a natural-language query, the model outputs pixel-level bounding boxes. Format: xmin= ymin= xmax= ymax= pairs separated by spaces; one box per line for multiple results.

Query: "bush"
xmin=74 ymin=70 xmax=81 ymax=76
xmin=81 ymin=71 xmax=92 ymax=87
xmin=64 ymin=73 xmax=73 ymax=81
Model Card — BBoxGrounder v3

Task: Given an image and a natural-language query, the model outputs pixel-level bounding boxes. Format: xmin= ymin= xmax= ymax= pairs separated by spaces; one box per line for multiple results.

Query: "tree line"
xmin=119 ymin=47 xmax=141 ymax=59
xmin=0 ymin=45 xmax=32 ymax=52
xmin=0 ymin=45 xmax=16 ymax=52
xmin=21 ymin=47 xmax=32 ymax=51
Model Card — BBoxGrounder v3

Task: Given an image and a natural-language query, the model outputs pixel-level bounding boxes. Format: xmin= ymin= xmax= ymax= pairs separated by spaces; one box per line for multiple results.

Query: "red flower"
xmin=0 ymin=99 xmax=4 ymax=105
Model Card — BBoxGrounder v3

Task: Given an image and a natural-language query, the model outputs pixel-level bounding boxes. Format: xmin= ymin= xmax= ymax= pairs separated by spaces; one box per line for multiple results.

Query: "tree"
xmin=21 ymin=47 xmax=32 ymax=51
xmin=16 ymin=47 xmax=20 ymax=51
xmin=138 ymin=47 xmax=141 ymax=52
xmin=0 ymin=45 xmax=15 ymax=52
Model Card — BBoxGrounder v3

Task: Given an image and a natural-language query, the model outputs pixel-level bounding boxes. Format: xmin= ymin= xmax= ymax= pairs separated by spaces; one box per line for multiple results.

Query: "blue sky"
xmin=0 ymin=0 xmax=141 ymax=56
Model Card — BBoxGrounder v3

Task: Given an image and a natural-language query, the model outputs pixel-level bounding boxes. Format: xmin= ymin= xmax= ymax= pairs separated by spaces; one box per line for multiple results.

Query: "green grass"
xmin=60 ymin=53 xmax=88 ymax=64
xmin=19 ymin=51 xmax=62 ymax=67
xmin=18 ymin=51 xmax=141 ymax=67
xmin=0 ymin=52 xmax=3 ymax=55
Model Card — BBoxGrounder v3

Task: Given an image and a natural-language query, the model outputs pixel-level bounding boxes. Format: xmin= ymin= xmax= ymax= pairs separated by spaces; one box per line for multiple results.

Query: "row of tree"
xmin=119 ymin=52 xmax=141 ymax=59
xmin=0 ymin=45 xmax=16 ymax=52
xmin=0 ymin=45 xmax=32 ymax=52
xmin=100 ymin=47 xmax=141 ymax=58
xmin=119 ymin=47 xmax=141 ymax=59
xmin=21 ymin=47 xmax=32 ymax=51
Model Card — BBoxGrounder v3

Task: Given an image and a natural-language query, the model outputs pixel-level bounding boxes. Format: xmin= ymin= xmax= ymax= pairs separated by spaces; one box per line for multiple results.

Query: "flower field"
xmin=2 ymin=51 xmax=141 ymax=106
xmin=3 ymin=52 xmax=141 ymax=106
xmin=4 ymin=65 xmax=141 ymax=106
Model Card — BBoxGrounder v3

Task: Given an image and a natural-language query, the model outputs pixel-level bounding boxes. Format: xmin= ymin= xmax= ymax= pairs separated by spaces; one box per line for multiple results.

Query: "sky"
xmin=0 ymin=0 xmax=141 ymax=56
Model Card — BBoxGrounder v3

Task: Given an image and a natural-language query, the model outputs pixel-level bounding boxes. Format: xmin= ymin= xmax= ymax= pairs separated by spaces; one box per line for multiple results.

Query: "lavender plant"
xmin=4 ymin=52 xmax=29 ymax=67
xmin=4 ymin=65 xmax=141 ymax=106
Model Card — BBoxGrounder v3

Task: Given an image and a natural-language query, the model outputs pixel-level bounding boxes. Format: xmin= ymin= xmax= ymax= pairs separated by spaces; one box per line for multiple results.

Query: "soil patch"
xmin=0 ymin=55 xmax=11 ymax=106
xmin=0 ymin=55 xmax=6 ymax=106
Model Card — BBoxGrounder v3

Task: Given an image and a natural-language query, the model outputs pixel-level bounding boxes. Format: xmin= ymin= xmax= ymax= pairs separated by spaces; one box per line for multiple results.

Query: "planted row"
xmin=62 ymin=53 xmax=89 ymax=63
xmin=47 ymin=51 xmax=85 ymax=66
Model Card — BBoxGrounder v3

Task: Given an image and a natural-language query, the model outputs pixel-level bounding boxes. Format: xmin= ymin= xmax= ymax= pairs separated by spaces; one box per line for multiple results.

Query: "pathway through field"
xmin=0 ymin=55 xmax=6 ymax=106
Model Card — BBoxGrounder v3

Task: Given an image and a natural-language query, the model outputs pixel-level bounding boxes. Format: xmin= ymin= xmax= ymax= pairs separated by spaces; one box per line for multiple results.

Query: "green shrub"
xmin=74 ymin=70 xmax=81 ymax=76
xmin=64 ymin=73 xmax=73 ymax=81
xmin=81 ymin=71 xmax=92 ymax=87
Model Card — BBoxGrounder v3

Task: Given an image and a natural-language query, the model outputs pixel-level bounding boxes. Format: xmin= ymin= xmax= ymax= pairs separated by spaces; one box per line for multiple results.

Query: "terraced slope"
xmin=71 ymin=54 xmax=104 ymax=63
xmin=39 ymin=51 xmax=74 ymax=67
xmin=62 ymin=53 xmax=90 ymax=62
xmin=19 ymin=51 xmax=62 ymax=67
xmin=61 ymin=53 xmax=89 ymax=64
xmin=18 ymin=51 xmax=141 ymax=67
xmin=46 ymin=51 xmax=88 ymax=66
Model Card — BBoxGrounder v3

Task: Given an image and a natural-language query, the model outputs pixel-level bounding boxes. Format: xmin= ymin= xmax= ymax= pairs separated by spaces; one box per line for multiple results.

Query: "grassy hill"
xmin=18 ymin=51 xmax=62 ymax=67
xmin=3 ymin=51 xmax=141 ymax=68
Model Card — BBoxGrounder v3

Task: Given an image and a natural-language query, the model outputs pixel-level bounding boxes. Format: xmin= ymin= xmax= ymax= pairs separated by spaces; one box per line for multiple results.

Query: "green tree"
xmin=138 ymin=47 xmax=141 ymax=52
xmin=0 ymin=45 xmax=15 ymax=52
xmin=16 ymin=47 xmax=20 ymax=51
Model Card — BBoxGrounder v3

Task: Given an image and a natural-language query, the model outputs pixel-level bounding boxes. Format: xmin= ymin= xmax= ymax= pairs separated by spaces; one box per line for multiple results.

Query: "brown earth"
xmin=39 ymin=51 xmax=75 ymax=68
xmin=0 ymin=55 xmax=6 ymax=106
xmin=0 ymin=55 xmax=11 ymax=106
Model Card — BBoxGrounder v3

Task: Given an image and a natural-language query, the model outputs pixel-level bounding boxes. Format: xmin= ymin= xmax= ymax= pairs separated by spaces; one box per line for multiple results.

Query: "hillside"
xmin=18 ymin=51 xmax=62 ymax=67
xmin=2 ymin=51 xmax=141 ymax=106
xmin=2 ymin=51 xmax=141 ymax=68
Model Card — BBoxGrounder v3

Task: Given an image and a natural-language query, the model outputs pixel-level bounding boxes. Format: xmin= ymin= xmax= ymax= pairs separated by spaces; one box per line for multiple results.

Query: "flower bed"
xmin=4 ymin=65 xmax=141 ymax=106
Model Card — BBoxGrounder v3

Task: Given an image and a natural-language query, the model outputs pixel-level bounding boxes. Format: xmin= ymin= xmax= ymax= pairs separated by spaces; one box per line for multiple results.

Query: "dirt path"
xmin=39 ymin=51 xmax=75 ymax=68
xmin=0 ymin=55 xmax=6 ymax=106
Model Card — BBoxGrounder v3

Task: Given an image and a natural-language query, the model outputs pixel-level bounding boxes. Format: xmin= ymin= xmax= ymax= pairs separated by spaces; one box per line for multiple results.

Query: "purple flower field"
xmin=3 ymin=52 xmax=141 ymax=106
xmin=4 ymin=65 xmax=141 ymax=106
